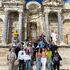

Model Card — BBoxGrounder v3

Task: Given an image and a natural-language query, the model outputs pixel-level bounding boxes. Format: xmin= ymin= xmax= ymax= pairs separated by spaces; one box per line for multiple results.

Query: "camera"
xmin=21 ymin=52 xmax=24 ymax=55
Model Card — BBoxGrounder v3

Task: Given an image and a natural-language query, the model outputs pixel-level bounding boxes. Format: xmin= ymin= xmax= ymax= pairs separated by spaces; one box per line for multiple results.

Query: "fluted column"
xmin=3 ymin=11 xmax=9 ymax=45
xmin=57 ymin=12 xmax=63 ymax=42
xmin=0 ymin=0 xmax=2 ymax=7
xmin=44 ymin=12 xmax=49 ymax=41
xmin=18 ymin=11 xmax=23 ymax=42
xmin=24 ymin=15 xmax=27 ymax=40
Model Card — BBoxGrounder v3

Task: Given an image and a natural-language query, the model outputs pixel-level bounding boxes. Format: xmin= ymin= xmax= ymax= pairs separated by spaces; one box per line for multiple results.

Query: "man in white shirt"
xmin=51 ymin=31 xmax=57 ymax=45
xmin=18 ymin=47 xmax=25 ymax=70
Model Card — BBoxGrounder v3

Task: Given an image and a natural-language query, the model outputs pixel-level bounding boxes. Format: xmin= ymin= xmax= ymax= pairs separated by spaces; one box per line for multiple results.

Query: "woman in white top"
xmin=24 ymin=48 xmax=31 ymax=70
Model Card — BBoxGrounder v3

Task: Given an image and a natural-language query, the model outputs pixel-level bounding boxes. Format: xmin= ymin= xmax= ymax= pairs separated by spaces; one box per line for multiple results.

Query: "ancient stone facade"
xmin=0 ymin=0 xmax=70 ymax=45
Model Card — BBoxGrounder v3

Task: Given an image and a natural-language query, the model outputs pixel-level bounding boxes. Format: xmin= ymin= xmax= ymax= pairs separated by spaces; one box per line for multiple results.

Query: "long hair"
xmin=25 ymin=48 xmax=30 ymax=55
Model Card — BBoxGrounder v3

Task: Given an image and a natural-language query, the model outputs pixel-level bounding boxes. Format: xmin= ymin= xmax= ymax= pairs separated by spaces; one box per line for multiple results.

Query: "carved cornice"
xmin=42 ymin=1 xmax=64 ymax=7
xmin=1 ymin=1 xmax=25 ymax=12
xmin=2 ymin=1 xmax=25 ymax=10
xmin=3 ymin=2 xmax=24 ymax=7
xmin=43 ymin=7 xmax=62 ymax=15
xmin=62 ymin=9 xmax=70 ymax=13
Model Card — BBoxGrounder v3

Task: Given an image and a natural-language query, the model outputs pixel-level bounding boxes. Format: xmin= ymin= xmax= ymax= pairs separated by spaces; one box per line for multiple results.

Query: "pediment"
xmin=26 ymin=1 xmax=41 ymax=13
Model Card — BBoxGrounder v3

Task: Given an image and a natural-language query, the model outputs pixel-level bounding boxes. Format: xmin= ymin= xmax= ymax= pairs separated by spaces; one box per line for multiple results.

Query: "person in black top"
xmin=53 ymin=49 xmax=62 ymax=70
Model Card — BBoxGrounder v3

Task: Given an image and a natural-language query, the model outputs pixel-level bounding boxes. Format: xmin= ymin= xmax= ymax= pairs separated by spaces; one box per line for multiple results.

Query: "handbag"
xmin=14 ymin=59 xmax=19 ymax=66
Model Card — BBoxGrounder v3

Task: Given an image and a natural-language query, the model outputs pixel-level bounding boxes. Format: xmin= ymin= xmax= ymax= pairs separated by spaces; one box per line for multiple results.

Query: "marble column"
xmin=0 ymin=0 xmax=2 ymax=7
xmin=18 ymin=11 xmax=23 ymax=42
xmin=44 ymin=13 xmax=49 ymax=41
xmin=57 ymin=12 xmax=63 ymax=42
xmin=3 ymin=11 xmax=8 ymax=45
xmin=24 ymin=15 xmax=27 ymax=40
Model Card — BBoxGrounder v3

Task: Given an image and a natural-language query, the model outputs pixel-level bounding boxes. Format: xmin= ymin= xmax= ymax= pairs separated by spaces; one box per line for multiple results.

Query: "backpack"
xmin=53 ymin=54 xmax=59 ymax=63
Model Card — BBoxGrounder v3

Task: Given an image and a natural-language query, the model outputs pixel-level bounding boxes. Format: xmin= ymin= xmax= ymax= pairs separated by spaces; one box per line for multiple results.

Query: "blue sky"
xmin=25 ymin=0 xmax=70 ymax=3
xmin=64 ymin=0 xmax=70 ymax=3
xmin=25 ymin=0 xmax=43 ymax=3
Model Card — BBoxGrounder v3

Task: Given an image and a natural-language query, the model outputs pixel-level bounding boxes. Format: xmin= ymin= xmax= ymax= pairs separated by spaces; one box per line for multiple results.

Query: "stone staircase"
xmin=0 ymin=48 xmax=8 ymax=70
xmin=59 ymin=48 xmax=70 ymax=70
xmin=0 ymin=48 xmax=70 ymax=70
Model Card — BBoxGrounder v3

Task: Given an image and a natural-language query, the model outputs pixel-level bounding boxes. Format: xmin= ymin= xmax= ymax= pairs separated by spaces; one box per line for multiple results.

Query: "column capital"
xmin=57 ymin=12 xmax=62 ymax=19
xmin=18 ymin=9 xmax=23 ymax=13
xmin=4 ymin=11 xmax=9 ymax=14
xmin=4 ymin=8 xmax=10 ymax=12
xmin=57 ymin=10 xmax=62 ymax=15
xmin=4 ymin=10 xmax=10 ymax=16
xmin=44 ymin=8 xmax=50 ymax=15
xmin=44 ymin=12 xmax=48 ymax=16
xmin=58 ymin=12 xmax=61 ymax=15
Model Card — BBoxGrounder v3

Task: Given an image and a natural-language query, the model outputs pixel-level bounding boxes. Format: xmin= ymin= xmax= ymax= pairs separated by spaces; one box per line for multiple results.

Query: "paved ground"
xmin=59 ymin=48 xmax=70 ymax=70
xmin=0 ymin=48 xmax=8 ymax=70
xmin=0 ymin=47 xmax=70 ymax=70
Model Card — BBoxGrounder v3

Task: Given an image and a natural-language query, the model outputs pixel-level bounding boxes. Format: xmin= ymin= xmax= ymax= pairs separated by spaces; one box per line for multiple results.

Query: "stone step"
xmin=0 ymin=48 xmax=9 ymax=66
xmin=59 ymin=48 xmax=70 ymax=70
xmin=0 ymin=48 xmax=70 ymax=70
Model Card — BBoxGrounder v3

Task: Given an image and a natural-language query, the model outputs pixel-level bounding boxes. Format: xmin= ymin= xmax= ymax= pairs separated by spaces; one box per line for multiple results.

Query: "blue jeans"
xmin=25 ymin=60 xmax=31 ymax=70
xmin=36 ymin=58 xmax=41 ymax=70
xmin=47 ymin=60 xmax=52 ymax=70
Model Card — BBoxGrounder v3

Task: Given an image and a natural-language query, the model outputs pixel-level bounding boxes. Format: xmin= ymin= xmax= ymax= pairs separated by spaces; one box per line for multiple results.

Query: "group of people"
xmin=7 ymin=33 xmax=62 ymax=70
xmin=34 ymin=40 xmax=62 ymax=70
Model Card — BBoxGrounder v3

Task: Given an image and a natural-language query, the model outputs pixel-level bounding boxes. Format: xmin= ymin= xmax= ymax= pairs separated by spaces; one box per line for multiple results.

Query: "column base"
xmin=59 ymin=41 xmax=68 ymax=46
xmin=2 ymin=42 xmax=7 ymax=46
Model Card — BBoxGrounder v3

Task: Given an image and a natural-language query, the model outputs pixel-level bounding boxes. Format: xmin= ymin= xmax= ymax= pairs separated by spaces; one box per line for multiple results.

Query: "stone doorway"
xmin=8 ymin=11 xmax=19 ymax=43
xmin=63 ymin=19 xmax=70 ymax=45
xmin=48 ymin=12 xmax=58 ymax=34
xmin=27 ymin=22 xmax=37 ymax=41
xmin=48 ymin=12 xmax=58 ymax=41
xmin=0 ymin=19 xmax=4 ymax=43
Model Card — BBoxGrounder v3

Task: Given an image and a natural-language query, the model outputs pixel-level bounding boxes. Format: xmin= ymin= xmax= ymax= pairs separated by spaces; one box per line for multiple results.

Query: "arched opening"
xmin=8 ymin=11 xmax=19 ymax=43
xmin=27 ymin=22 xmax=37 ymax=41
xmin=48 ymin=12 xmax=58 ymax=35
xmin=0 ymin=19 xmax=4 ymax=43
xmin=63 ymin=19 xmax=70 ymax=44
